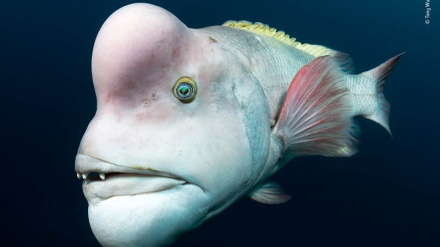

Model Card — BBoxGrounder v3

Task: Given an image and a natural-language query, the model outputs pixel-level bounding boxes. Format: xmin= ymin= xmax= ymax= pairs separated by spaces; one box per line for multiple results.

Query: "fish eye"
xmin=173 ymin=77 xmax=197 ymax=103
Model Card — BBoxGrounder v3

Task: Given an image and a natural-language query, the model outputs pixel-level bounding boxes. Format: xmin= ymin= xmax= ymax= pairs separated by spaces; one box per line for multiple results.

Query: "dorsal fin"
xmin=223 ymin=20 xmax=337 ymax=58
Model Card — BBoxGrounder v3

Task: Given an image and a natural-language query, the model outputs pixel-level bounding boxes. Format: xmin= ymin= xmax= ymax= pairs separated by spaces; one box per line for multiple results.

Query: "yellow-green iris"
xmin=173 ymin=77 xmax=197 ymax=103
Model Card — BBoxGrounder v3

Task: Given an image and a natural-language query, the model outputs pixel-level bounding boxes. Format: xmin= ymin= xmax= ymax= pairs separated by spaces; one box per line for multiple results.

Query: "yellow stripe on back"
xmin=223 ymin=21 xmax=337 ymax=58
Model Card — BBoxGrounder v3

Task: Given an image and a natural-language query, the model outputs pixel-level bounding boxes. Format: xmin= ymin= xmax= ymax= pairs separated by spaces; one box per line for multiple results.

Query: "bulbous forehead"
xmin=91 ymin=3 xmax=192 ymax=97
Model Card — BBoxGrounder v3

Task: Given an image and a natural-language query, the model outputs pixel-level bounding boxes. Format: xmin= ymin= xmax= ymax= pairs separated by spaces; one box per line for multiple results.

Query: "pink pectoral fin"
xmin=274 ymin=56 xmax=359 ymax=157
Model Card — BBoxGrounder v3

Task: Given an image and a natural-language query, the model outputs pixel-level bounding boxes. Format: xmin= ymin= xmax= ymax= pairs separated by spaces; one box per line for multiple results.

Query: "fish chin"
xmin=88 ymin=185 xmax=207 ymax=247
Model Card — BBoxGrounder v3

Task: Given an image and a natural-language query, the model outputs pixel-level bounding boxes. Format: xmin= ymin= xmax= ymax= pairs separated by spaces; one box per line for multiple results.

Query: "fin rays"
xmin=274 ymin=56 xmax=358 ymax=157
xmin=249 ymin=181 xmax=291 ymax=204
xmin=223 ymin=20 xmax=336 ymax=58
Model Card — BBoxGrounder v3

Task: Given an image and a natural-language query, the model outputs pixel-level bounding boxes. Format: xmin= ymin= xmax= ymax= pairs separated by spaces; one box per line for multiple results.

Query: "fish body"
xmin=75 ymin=3 xmax=402 ymax=246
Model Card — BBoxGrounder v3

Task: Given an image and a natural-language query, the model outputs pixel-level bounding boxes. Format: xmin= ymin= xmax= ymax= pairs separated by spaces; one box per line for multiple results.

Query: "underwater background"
xmin=1 ymin=0 xmax=439 ymax=246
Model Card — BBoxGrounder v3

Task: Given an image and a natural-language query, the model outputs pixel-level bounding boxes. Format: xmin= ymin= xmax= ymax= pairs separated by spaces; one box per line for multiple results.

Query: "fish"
xmin=75 ymin=3 xmax=403 ymax=247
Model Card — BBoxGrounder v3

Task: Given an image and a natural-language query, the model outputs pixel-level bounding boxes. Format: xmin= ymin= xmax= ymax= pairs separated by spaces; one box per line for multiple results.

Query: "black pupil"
xmin=179 ymin=84 xmax=190 ymax=96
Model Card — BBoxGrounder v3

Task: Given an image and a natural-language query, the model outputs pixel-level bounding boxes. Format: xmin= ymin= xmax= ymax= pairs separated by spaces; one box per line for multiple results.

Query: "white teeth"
xmin=77 ymin=172 xmax=106 ymax=180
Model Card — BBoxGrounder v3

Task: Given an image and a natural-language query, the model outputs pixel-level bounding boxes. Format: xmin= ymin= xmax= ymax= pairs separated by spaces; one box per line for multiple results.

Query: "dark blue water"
xmin=1 ymin=0 xmax=439 ymax=246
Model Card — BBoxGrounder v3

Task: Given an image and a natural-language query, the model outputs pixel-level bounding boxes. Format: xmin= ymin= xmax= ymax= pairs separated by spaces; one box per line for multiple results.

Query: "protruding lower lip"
xmin=75 ymin=154 xmax=188 ymax=200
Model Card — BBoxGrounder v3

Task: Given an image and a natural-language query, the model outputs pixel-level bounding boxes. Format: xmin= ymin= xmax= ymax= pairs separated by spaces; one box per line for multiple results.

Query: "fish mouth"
xmin=75 ymin=154 xmax=188 ymax=200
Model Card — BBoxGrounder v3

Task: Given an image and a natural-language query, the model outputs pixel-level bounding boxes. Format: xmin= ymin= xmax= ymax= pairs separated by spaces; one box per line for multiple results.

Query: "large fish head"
xmin=75 ymin=3 xmax=272 ymax=246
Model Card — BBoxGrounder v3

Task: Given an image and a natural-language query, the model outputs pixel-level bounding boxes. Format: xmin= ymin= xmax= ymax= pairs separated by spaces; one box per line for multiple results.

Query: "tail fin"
xmin=359 ymin=53 xmax=404 ymax=135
